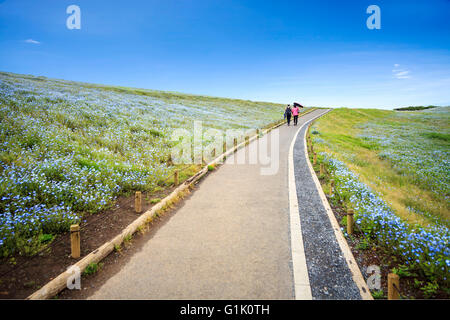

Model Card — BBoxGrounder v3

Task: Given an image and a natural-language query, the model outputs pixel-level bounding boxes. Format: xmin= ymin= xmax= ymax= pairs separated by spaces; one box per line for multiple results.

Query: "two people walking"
xmin=284 ymin=104 xmax=300 ymax=126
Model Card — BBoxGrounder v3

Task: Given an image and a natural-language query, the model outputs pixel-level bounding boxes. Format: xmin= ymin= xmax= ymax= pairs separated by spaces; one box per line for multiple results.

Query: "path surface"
xmin=88 ymin=109 xmax=357 ymax=299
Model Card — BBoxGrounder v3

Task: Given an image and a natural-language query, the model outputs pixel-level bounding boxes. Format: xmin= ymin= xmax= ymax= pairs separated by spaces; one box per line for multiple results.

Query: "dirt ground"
xmin=0 ymin=183 xmax=185 ymax=299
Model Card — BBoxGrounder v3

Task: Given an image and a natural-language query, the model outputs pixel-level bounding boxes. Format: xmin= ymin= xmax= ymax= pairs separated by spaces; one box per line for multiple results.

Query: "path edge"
xmin=288 ymin=116 xmax=316 ymax=299
xmin=303 ymin=117 xmax=373 ymax=300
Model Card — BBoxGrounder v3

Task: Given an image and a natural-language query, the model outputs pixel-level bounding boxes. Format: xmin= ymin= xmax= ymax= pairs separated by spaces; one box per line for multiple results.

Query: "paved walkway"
xmin=89 ymin=109 xmax=356 ymax=299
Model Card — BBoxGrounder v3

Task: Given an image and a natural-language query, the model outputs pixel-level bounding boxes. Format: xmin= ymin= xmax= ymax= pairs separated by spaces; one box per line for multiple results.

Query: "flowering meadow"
xmin=359 ymin=108 xmax=449 ymax=220
xmin=324 ymin=155 xmax=449 ymax=285
xmin=0 ymin=72 xmax=287 ymax=257
xmin=310 ymin=108 xmax=449 ymax=291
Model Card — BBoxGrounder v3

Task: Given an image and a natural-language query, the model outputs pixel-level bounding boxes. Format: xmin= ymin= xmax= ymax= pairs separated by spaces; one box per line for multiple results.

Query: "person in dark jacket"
xmin=284 ymin=105 xmax=292 ymax=126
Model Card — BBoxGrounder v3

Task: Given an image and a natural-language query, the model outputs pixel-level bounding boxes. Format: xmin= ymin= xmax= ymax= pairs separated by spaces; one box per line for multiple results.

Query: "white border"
xmin=288 ymin=120 xmax=313 ymax=300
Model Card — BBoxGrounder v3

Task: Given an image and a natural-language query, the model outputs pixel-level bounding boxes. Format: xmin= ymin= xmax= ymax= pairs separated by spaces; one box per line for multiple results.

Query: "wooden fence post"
xmin=330 ymin=179 xmax=334 ymax=196
xmin=135 ymin=191 xmax=142 ymax=213
xmin=174 ymin=170 xmax=179 ymax=186
xmin=388 ymin=273 xmax=400 ymax=300
xmin=320 ymin=163 xmax=324 ymax=175
xmin=234 ymin=138 xmax=237 ymax=149
xmin=70 ymin=224 xmax=80 ymax=259
xmin=313 ymin=152 xmax=317 ymax=165
xmin=223 ymin=141 xmax=227 ymax=153
xmin=212 ymin=148 xmax=216 ymax=158
xmin=347 ymin=209 xmax=354 ymax=235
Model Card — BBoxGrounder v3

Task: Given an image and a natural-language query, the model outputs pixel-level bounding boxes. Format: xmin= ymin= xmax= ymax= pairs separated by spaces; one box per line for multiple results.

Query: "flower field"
xmin=0 ymin=71 xmax=289 ymax=257
xmin=360 ymin=109 xmax=449 ymax=224
xmin=324 ymin=155 xmax=449 ymax=286
xmin=310 ymin=108 xmax=449 ymax=294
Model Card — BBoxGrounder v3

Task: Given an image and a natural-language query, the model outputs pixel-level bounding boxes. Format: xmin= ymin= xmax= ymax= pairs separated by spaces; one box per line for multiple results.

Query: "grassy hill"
xmin=309 ymin=107 xmax=449 ymax=295
xmin=0 ymin=71 xmax=302 ymax=257
xmin=311 ymin=107 xmax=449 ymax=226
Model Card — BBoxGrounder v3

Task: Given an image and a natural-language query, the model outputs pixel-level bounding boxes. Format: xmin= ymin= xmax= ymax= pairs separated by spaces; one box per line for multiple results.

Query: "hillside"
xmin=310 ymin=107 xmax=449 ymax=226
xmin=0 ymin=71 xmax=296 ymax=257
xmin=308 ymin=108 xmax=449 ymax=296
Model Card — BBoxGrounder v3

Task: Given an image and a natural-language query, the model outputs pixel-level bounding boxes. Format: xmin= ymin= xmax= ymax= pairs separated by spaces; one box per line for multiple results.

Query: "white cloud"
xmin=392 ymin=64 xmax=411 ymax=79
xmin=24 ymin=39 xmax=40 ymax=44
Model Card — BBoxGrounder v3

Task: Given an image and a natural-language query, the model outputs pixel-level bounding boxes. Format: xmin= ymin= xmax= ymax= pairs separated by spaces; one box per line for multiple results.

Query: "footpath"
xmin=89 ymin=109 xmax=366 ymax=299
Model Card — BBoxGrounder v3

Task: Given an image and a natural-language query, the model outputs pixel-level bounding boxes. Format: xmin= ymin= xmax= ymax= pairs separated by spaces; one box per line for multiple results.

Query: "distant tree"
xmin=394 ymin=106 xmax=437 ymax=111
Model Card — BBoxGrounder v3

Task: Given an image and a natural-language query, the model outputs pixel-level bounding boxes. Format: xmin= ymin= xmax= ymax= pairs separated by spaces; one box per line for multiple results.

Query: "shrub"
xmin=83 ymin=262 xmax=102 ymax=275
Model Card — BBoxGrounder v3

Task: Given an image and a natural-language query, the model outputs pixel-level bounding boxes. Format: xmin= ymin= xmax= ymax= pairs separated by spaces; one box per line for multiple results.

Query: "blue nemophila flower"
xmin=1 ymin=72 xmax=284 ymax=256
xmin=319 ymin=153 xmax=450 ymax=284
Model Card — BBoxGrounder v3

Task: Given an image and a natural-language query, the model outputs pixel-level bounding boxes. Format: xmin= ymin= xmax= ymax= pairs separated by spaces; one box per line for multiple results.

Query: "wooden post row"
xmin=70 ymin=224 xmax=80 ymax=259
xmin=313 ymin=152 xmax=317 ymax=165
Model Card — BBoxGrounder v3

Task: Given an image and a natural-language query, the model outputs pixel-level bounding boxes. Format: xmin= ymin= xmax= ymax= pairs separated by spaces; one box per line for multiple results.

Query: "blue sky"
xmin=1 ymin=0 xmax=449 ymax=108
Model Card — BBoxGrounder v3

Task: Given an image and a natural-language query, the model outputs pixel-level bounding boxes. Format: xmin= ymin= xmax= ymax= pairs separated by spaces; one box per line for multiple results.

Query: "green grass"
xmin=421 ymin=132 xmax=450 ymax=143
xmin=310 ymin=107 xmax=449 ymax=227
xmin=308 ymin=107 xmax=450 ymax=297
xmin=38 ymin=234 xmax=54 ymax=244
xmin=83 ymin=262 xmax=102 ymax=276
xmin=150 ymin=198 xmax=161 ymax=204
xmin=371 ymin=290 xmax=385 ymax=299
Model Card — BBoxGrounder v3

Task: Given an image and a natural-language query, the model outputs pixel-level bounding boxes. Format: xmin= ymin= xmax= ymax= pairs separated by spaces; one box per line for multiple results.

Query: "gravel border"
xmin=293 ymin=117 xmax=363 ymax=300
